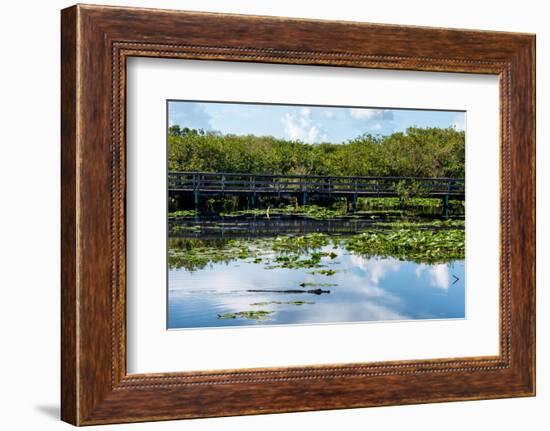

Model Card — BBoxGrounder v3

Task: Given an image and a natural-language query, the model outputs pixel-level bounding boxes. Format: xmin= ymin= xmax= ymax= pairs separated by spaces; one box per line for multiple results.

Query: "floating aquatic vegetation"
xmin=168 ymin=221 xmax=465 ymax=271
xmin=237 ymin=248 xmax=250 ymax=259
xmin=250 ymin=300 xmax=314 ymax=306
xmin=266 ymin=252 xmax=325 ymax=270
xmin=168 ymin=209 xmax=197 ymax=217
xmin=376 ymin=219 xmax=464 ymax=229
xmin=358 ymin=197 xmax=442 ymax=209
xmin=219 ymin=208 xmax=269 ymax=217
xmin=272 ymin=233 xmax=331 ymax=253
xmin=344 ymin=227 xmax=464 ymax=263
xmin=287 ymin=205 xmax=346 ymax=220
xmin=299 ymin=282 xmax=338 ymax=288
xmin=168 ymin=237 xmax=273 ymax=271
xmin=217 ymin=310 xmax=273 ymax=320
xmin=308 ymin=269 xmax=341 ymax=276
xmin=219 ymin=205 xmax=347 ymax=220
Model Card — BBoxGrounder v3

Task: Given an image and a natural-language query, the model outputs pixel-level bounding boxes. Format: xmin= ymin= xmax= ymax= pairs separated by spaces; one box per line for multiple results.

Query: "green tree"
xmin=167 ymin=127 xmax=464 ymax=178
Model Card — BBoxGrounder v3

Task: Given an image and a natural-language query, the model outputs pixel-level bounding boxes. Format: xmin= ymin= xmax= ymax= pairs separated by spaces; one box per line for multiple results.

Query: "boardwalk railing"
xmin=168 ymin=171 xmax=465 ymax=199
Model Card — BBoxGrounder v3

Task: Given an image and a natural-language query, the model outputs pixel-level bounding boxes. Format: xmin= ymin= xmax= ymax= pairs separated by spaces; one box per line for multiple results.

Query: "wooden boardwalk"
xmin=168 ymin=171 xmax=465 ymax=203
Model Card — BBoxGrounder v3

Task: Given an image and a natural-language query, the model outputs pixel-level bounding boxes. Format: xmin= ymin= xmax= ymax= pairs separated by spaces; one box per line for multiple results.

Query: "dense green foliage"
xmin=168 ymin=126 xmax=465 ymax=178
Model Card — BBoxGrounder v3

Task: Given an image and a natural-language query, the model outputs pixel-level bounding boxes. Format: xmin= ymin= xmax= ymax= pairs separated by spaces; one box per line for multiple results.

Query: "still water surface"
xmin=168 ymin=241 xmax=465 ymax=329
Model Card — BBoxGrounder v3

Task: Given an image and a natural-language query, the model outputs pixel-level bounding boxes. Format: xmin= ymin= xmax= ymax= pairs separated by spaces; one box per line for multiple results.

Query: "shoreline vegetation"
xmin=168 ymin=126 xmax=464 ymax=178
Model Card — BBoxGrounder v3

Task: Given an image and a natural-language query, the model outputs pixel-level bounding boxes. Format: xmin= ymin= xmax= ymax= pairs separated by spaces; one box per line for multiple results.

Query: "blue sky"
xmin=168 ymin=101 xmax=465 ymax=144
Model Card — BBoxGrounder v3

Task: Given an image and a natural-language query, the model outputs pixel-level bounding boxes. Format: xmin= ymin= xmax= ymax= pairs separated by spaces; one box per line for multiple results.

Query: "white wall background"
xmin=0 ymin=1 xmax=546 ymax=429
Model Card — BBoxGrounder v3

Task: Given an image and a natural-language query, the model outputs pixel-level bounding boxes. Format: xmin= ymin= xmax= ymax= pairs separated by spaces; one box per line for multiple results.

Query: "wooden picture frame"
xmin=61 ymin=4 xmax=535 ymax=426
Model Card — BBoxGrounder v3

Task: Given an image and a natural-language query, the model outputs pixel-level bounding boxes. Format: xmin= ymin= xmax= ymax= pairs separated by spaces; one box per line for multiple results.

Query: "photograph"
xmin=166 ymin=101 xmax=466 ymax=329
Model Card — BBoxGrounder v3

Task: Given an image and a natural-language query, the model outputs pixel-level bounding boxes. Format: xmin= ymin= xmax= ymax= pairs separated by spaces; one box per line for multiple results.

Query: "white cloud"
xmin=452 ymin=114 xmax=466 ymax=131
xmin=349 ymin=108 xmax=393 ymax=121
xmin=300 ymin=107 xmax=311 ymax=117
xmin=282 ymin=108 xmax=328 ymax=143
xmin=371 ymin=122 xmax=382 ymax=131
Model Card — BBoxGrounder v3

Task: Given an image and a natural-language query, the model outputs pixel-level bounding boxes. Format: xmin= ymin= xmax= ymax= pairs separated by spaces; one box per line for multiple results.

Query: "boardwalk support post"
xmin=250 ymin=175 xmax=256 ymax=209
xmin=443 ymin=194 xmax=449 ymax=219
xmin=352 ymin=178 xmax=358 ymax=213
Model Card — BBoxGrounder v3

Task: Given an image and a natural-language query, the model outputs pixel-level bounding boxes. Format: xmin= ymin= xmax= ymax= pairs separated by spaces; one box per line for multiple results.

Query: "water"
xmin=167 ymin=226 xmax=465 ymax=329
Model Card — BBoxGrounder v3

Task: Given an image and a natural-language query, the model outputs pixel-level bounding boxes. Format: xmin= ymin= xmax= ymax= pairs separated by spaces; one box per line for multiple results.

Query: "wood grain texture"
xmin=60 ymin=4 xmax=536 ymax=426
xmin=60 ymin=5 xmax=78 ymax=425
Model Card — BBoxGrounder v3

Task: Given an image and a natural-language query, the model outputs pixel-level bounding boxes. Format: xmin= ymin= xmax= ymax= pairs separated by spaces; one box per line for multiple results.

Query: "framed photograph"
xmin=61 ymin=4 xmax=535 ymax=425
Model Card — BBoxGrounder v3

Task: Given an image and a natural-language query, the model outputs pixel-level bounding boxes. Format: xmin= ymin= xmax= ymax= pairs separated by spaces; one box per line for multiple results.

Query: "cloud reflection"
xmin=349 ymin=255 xmax=401 ymax=284
xmin=415 ymin=263 xmax=451 ymax=290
